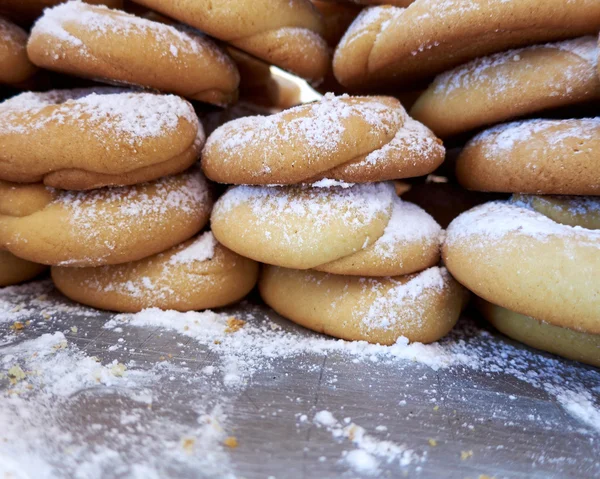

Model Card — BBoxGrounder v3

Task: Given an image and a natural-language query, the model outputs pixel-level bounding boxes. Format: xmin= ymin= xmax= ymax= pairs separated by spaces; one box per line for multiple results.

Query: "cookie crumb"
xmin=181 ymin=437 xmax=195 ymax=454
xmin=461 ymin=450 xmax=474 ymax=460
xmin=70 ymin=326 xmax=78 ymax=333
xmin=8 ymin=365 xmax=26 ymax=384
xmin=223 ymin=436 xmax=238 ymax=448
xmin=428 ymin=439 xmax=437 ymax=447
xmin=10 ymin=321 xmax=25 ymax=331
xmin=225 ymin=317 xmax=246 ymax=334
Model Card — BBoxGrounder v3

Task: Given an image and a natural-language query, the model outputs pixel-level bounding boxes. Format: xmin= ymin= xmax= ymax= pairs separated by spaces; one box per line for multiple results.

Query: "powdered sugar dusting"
xmin=0 ymin=88 xmax=198 ymax=145
xmin=169 ymin=232 xmax=217 ymax=265
xmin=446 ymin=201 xmax=600 ymax=248
xmin=336 ymin=6 xmax=405 ymax=53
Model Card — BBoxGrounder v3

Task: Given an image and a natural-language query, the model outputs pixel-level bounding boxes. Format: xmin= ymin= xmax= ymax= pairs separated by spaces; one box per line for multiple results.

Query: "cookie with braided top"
xmin=0 ymin=88 xmax=202 ymax=190
xmin=202 ymin=94 xmax=444 ymax=185
xmin=333 ymin=1 xmax=600 ymax=90
xmin=28 ymin=2 xmax=239 ymax=106
xmin=130 ymin=0 xmax=329 ymax=82
xmin=211 ymin=182 xmax=442 ymax=277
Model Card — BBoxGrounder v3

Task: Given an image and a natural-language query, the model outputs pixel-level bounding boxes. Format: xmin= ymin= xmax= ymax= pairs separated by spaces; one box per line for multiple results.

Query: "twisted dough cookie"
xmin=0 ymin=17 xmax=37 ymax=85
xmin=1 ymin=251 xmax=47 ymax=287
xmin=443 ymin=195 xmax=600 ymax=335
xmin=28 ymin=2 xmax=239 ymax=106
xmin=411 ymin=37 xmax=600 ymax=137
xmin=478 ymin=300 xmax=600 ymax=368
xmin=457 ymin=118 xmax=600 ymax=195
xmin=0 ymin=0 xmax=122 ymax=25
xmin=130 ymin=0 xmax=329 ymax=82
xmin=260 ymin=266 xmax=468 ymax=345
xmin=0 ymin=88 xmax=202 ymax=190
xmin=202 ymin=94 xmax=444 ymax=185
xmin=52 ymin=232 xmax=259 ymax=312
xmin=333 ymin=1 xmax=600 ymax=90
xmin=212 ymin=182 xmax=442 ymax=276
xmin=0 ymin=170 xmax=212 ymax=267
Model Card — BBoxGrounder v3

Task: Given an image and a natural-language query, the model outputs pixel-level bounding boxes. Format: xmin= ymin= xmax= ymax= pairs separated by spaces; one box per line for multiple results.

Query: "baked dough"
xmin=130 ymin=0 xmax=329 ymax=82
xmin=202 ymin=94 xmax=444 ymax=184
xmin=0 ymin=0 xmax=122 ymax=25
xmin=511 ymin=195 xmax=600 ymax=229
xmin=478 ymin=300 xmax=600 ymax=368
xmin=0 ymin=88 xmax=202 ymax=190
xmin=52 ymin=232 xmax=258 ymax=312
xmin=333 ymin=1 xmax=600 ymax=90
xmin=443 ymin=197 xmax=600 ymax=335
xmin=311 ymin=1 xmax=360 ymax=47
xmin=260 ymin=265 xmax=468 ymax=345
xmin=211 ymin=182 xmax=442 ymax=276
xmin=457 ymin=118 xmax=600 ymax=195
xmin=411 ymin=37 xmax=600 ymax=137
xmin=0 ymin=170 xmax=212 ymax=267
xmin=0 ymin=250 xmax=47 ymax=287
xmin=28 ymin=2 xmax=239 ymax=106
xmin=0 ymin=17 xmax=37 ymax=85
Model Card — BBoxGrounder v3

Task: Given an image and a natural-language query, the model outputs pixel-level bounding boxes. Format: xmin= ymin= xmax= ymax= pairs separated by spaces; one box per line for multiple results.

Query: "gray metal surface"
xmin=1 ymin=282 xmax=599 ymax=479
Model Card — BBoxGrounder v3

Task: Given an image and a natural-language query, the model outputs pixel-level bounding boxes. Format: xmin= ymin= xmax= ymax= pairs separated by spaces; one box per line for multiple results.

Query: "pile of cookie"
xmin=0 ymin=0 xmax=598 ymax=366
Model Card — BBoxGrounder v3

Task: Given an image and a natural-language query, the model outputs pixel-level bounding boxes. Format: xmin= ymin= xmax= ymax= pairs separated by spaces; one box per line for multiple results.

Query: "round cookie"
xmin=411 ymin=37 xmax=600 ymax=138
xmin=130 ymin=0 xmax=329 ymax=82
xmin=0 ymin=250 xmax=47 ymax=287
xmin=202 ymin=94 xmax=444 ymax=185
xmin=478 ymin=300 xmax=600 ymax=368
xmin=457 ymin=118 xmax=600 ymax=195
xmin=52 ymin=232 xmax=259 ymax=312
xmin=0 ymin=88 xmax=202 ymax=190
xmin=260 ymin=265 xmax=468 ymax=345
xmin=0 ymin=1 xmax=122 ymax=25
xmin=211 ymin=182 xmax=442 ymax=276
xmin=0 ymin=170 xmax=212 ymax=267
xmin=0 ymin=16 xmax=38 ymax=85
xmin=333 ymin=1 xmax=600 ymax=90
xmin=443 ymin=198 xmax=600 ymax=335
xmin=28 ymin=2 xmax=239 ymax=106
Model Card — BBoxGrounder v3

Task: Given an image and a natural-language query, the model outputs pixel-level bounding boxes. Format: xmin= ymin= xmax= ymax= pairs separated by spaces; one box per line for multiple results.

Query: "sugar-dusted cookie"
xmin=0 ymin=250 xmax=47 ymax=287
xmin=52 ymin=232 xmax=258 ymax=312
xmin=0 ymin=170 xmax=212 ymax=267
xmin=130 ymin=0 xmax=329 ymax=82
xmin=0 ymin=88 xmax=202 ymax=190
xmin=202 ymin=94 xmax=444 ymax=185
xmin=260 ymin=265 xmax=468 ymax=345
xmin=333 ymin=1 xmax=600 ymax=90
xmin=411 ymin=37 xmax=600 ymax=137
xmin=0 ymin=16 xmax=37 ymax=85
xmin=28 ymin=2 xmax=239 ymax=106
xmin=0 ymin=0 xmax=122 ymax=25
xmin=457 ymin=118 xmax=600 ymax=195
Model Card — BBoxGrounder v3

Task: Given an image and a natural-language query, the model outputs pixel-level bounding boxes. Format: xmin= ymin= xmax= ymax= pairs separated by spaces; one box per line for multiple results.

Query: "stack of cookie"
xmin=202 ymin=93 xmax=469 ymax=345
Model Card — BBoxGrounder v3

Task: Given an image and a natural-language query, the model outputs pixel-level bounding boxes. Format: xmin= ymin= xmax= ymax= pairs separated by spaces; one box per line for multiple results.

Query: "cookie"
xmin=28 ymin=2 xmax=239 ymax=106
xmin=260 ymin=265 xmax=468 ymax=345
xmin=0 ymin=250 xmax=47 ymax=287
xmin=443 ymin=197 xmax=600 ymax=335
xmin=0 ymin=170 xmax=212 ymax=267
xmin=0 ymin=16 xmax=37 ymax=85
xmin=130 ymin=0 xmax=329 ymax=82
xmin=411 ymin=37 xmax=600 ymax=137
xmin=202 ymin=94 xmax=444 ymax=185
xmin=457 ymin=118 xmax=600 ymax=195
xmin=333 ymin=1 xmax=600 ymax=90
xmin=211 ymin=182 xmax=442 ymax=276
xmin=478 ymin=300 xmax=600 ymax=368
xmin=0 ymin=88 xmax=202 ymax=190
xmin=311 ymin=1 xmax=360 ymax=48
xmin=0 ymin=0 xmax=122 ymax=25
xmin=52 ymin=232 xmax=258 ymax=312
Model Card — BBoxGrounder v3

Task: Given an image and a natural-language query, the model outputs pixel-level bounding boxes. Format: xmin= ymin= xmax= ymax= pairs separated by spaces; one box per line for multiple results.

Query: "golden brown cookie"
xmin=202 ymin=94 xmax=444 ymax=185
xmin=211 ymin=182 xmax=442 ymax=276
xmin=443 ymin=198 xmax=600 ymax=335
xmin=457 ymin=118 xmax=600 ymax=195
xmin=28 ymin=2 xmax=239 ymax=106
xmin=0 ymin=17 xmax=38 ymax=85
xmin=260 ymin=265 xmax=468 ymax=345
xmin=130 ymin=0 xmax=329 ymax=82
xmin=411 ymin=37 xmax=600 ymax=137
xmin=0 ymin=250 xmax=47 ymax=287
xmin=333 ymin=1 xmax=600 ymax=90
xmin=0 ymin=88 xmax=202 ymax=190
xmin=0 ymin=0 xmax=122 ymax=25
xmin=52 ymin=232 xmax=259 ymax=312
xmin=479 ymin=300 xmax=600 ymax=368
xmin=311 ymin=1 xmax=361 ymax=48
xmin=0 ymin=170 xmax=212 ymax=267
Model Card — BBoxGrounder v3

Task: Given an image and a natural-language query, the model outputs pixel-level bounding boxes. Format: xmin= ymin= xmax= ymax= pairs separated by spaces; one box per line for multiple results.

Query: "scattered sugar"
xmin=0 ymin=88 xmax=198 ymax=145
